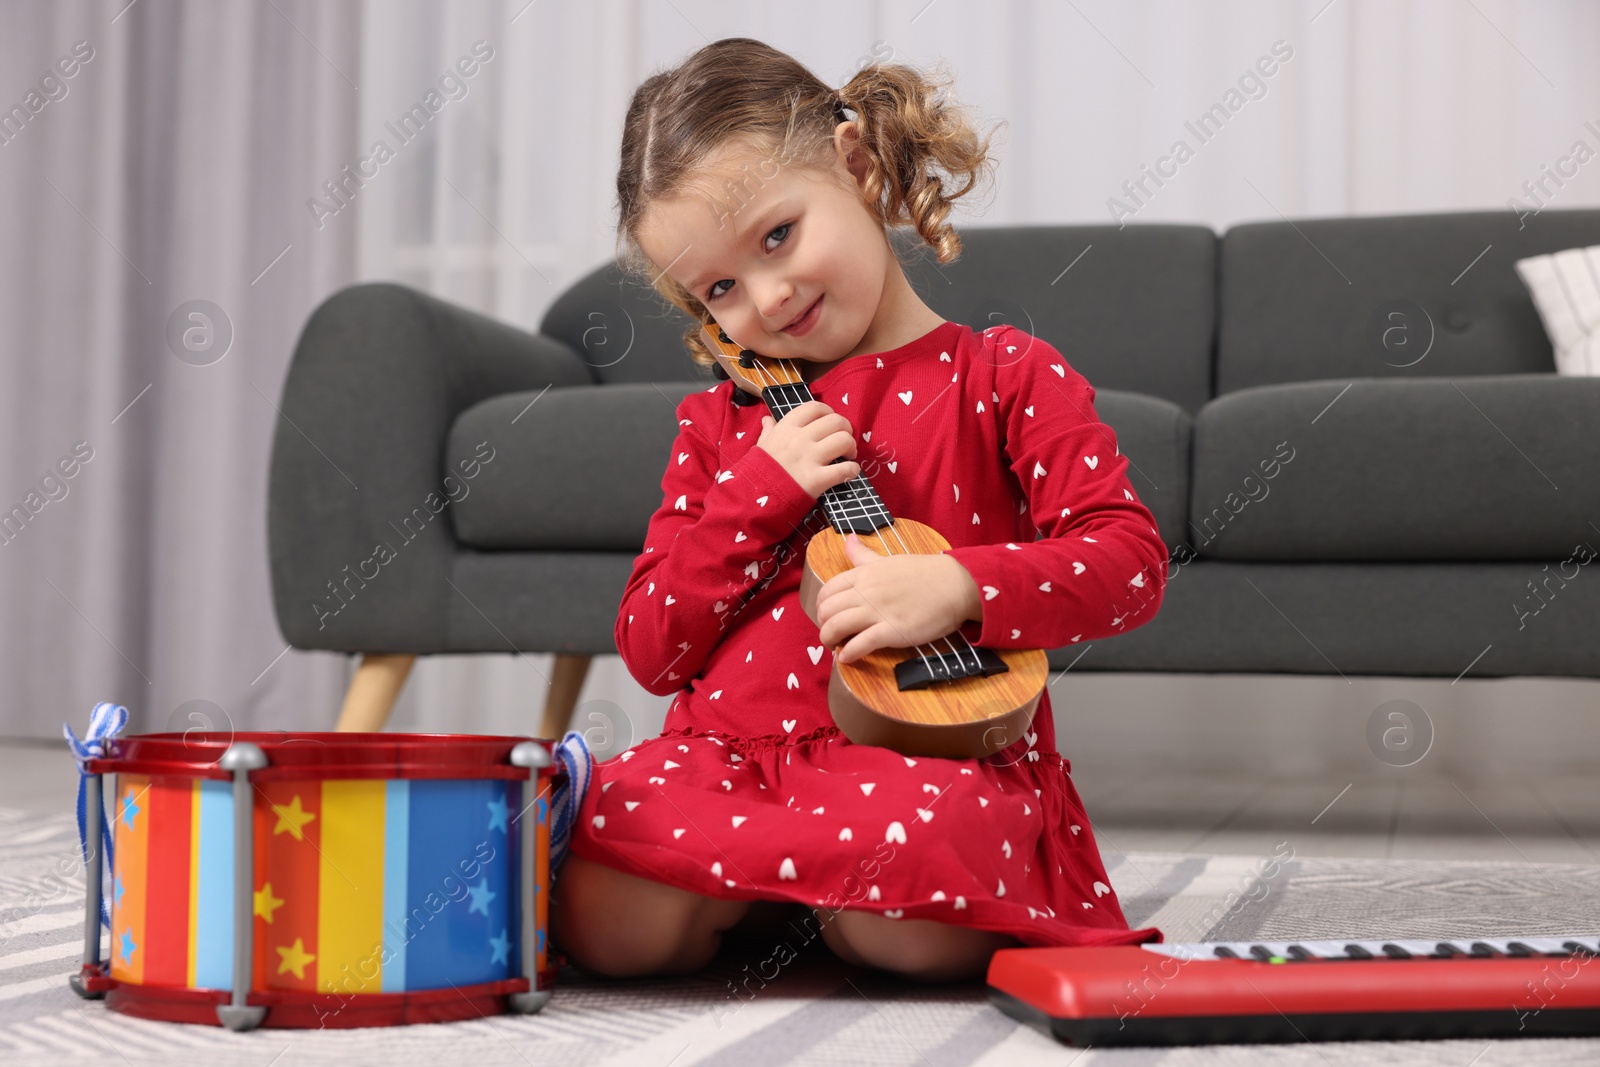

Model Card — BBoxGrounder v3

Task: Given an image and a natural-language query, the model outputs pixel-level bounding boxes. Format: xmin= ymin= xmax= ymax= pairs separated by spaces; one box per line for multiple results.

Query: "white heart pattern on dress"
xmin=782 ymin=719 xmax=797 ymax=732
xmin=1073 ymin=562 xmax=1086 ymax=575
xmin=885 ymin=821 xmax=907 ymax=843
xmin=772 ymin=606 xmax=784 ymax=621
xmin=673 ymin=828 xmax=685 ymax=839
xmin=779 ymin=857 xmax=797 ymax=880
xmin=839 ymin=827 xmax=853 ymax=840
xmin=1084 ymin=455 xmax=1099 ymax=469
xmin=1094 ymin=881 xmax=1111 ymax=897
xmin=807 ymin=645 xmax=825 ymax=664
xmin=983 ymin=586 xmax=999 ymax=600
xmin=756 ymin=495 xmax=769 ymax=506
xmin=898 ymin=390 xmax=914 ymax=404
xmin=731 ymin=815 xmax=747 ymax=828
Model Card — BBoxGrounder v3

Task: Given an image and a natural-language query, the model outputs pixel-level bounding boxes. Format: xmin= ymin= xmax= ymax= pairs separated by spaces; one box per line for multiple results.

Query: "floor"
xmin=13 ymin=735 xmax=1596 ymax=866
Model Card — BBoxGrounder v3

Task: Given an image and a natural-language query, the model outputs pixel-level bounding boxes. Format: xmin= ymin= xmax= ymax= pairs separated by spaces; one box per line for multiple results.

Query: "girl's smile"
xmin=782 ymin=294 xmax=823 ymax=336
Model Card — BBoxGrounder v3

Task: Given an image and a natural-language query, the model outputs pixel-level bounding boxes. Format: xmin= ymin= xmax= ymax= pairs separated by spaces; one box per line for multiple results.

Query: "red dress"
xmin=570 ymin=320 xmax=1170 ymax=948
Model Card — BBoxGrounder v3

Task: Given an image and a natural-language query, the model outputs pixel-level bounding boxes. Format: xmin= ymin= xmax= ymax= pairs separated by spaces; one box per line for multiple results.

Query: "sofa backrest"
xmin=543 ymin=223 xmax=1219 ymax=410
xmin=1216 ymin=207 xmax=1600 ymax=395
xmin=897 ymin=224 xmax=1217 ymax=413
xmin=539 ymin=262 xmax=717 ymax=386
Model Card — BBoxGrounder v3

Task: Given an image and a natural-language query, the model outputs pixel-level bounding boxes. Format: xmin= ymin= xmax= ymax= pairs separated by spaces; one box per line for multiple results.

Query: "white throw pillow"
xmin=1515 ymin=244 xmax=1600 ymax=376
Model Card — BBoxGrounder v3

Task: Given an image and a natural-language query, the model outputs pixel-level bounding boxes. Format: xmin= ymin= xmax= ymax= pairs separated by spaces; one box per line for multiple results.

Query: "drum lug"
xmin=217 ymin=742 xmax=269 ymax=1031
xmin=507 ymin=990 xmax=553 ymax=1014
xmin=71 ymin=771 xmax=108 ymax=999
xmin=510 ymin=741 xmax=553 ymax=1011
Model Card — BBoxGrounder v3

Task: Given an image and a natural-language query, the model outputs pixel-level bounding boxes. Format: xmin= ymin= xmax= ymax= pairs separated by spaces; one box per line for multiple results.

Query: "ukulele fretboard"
xmin=761 ymin=379 xmax=894 ymax=536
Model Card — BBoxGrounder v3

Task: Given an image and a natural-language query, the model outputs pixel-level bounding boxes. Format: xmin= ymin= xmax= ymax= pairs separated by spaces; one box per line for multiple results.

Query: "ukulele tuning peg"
xmin=738 ymin=350 xmax=756 ymax=368
xmin=718 ymin=331 xmax=732 ymax=344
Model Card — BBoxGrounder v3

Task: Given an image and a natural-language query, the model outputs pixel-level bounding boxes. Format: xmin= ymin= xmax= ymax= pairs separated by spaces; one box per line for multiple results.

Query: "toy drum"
xmin=68 ymin=731 xmax=559 ymax=1030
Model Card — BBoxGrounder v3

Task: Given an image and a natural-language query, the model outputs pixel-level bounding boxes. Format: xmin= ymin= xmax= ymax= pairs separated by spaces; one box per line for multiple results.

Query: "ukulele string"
xmin=734 ymin=346 xmax=977 ymax=675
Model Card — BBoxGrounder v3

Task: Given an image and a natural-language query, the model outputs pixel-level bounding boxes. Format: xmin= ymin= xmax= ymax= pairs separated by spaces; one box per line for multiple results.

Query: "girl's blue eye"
xmin=704 ymin=222 xmax=793 ymax=302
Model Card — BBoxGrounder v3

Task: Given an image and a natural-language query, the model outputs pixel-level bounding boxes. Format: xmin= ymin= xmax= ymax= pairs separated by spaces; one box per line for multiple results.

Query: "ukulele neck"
xmin=761 ymin=380 xmax=895 ymax=536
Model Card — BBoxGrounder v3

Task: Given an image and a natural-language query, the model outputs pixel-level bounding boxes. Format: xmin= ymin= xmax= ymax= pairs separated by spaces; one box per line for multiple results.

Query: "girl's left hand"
xmin=815 ymin=533 xmax=982 ymax=664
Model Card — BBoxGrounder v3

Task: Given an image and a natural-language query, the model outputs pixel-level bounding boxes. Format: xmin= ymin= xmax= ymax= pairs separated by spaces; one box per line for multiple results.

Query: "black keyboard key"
xmin=1381 ymin=944 xmax=1411 ymax=959
xmin=1344 ymin=944 xmax=1373 ymax=959
xmin=1564 ymin=940 xmax=1596 ymax=957
xmin=1505 ymin=941 xmax=1535 ymax=957
xmin=1468 ymin=942 xmax=1501 ymax=957
xmin=1213 ymin=946 xmax=1240 ymax=959
xmin=1285 ymin=945 xmax=1314 ymax=961
xmin=1433 ymin=942 xmax=1463 ymax=957
xmin=1249 ymin=945 xmax=1277 ymax=962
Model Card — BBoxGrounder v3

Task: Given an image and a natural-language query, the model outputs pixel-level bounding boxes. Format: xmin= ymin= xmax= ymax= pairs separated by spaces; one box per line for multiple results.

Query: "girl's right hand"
xmin=754 ymin=401 xmax=861 ymax=499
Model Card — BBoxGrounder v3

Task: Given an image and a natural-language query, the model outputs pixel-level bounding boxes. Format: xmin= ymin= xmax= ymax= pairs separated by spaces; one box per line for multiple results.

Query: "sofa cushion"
xmin=897 ymin=224 xmax=1217 ymax=414
xmin=449 ymin=384 xmax=1191 ymax=557
xmin=1188 ymin=374 xmax=1600 ymax=560
xmin=1093 ymin=389 xmax=1190 ymax=557
xmin=1217 ymin=208 xmax=1600 ymax=395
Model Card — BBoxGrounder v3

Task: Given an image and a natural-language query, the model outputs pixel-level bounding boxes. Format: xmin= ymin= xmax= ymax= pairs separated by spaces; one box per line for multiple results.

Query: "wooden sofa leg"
xmin=541 ymin=653 xmax=592 ymax=740
xmin=335 ymin=652 xmax=417 ymax=732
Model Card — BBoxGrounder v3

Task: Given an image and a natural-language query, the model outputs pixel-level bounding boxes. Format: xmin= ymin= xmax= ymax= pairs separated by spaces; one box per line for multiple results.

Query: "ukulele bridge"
xmin=894 ymin=646 xmax=1010 ymax=690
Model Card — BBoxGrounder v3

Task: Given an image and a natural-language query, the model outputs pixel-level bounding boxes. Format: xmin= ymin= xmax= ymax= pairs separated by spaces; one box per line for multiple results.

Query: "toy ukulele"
xmin=701 ymin=321 xmax=1047 ymax=759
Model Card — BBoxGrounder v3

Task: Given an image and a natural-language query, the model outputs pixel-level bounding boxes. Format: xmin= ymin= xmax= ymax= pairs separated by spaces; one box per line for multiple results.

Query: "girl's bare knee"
xmin=814 ymin=908 xmax=1017 ymax=982
xmin=551 ymin=854 xmax=750 ymax=976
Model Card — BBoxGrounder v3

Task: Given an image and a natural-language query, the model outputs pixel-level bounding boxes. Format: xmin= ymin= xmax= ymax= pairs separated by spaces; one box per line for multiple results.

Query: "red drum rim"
xmin=83 ymin=731 xmax=554 ymax=782
xmin=102 ymin=973 xmax=557 ymax=1028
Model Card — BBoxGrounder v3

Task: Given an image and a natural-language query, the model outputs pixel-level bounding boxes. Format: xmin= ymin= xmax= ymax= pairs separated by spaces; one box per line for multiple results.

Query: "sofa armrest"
xmin=268 ymin=282 xmax=594 ymax=653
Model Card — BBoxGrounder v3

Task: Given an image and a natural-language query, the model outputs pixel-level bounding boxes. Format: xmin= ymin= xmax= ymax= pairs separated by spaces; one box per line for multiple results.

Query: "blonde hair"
xmin=615 ymin=37 xmax=1002 ymax=371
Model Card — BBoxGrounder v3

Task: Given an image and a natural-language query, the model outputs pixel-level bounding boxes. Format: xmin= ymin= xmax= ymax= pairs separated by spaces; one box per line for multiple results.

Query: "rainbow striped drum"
xmin=68 ymin=732 xmax=558 ymax=1029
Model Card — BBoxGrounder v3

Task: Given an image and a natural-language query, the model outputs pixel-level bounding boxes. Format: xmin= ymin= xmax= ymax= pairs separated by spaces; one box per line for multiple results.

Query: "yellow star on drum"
xmin=254 ymin=882 xmax=285 ymax=924
xmin=271 ymin=795 xmax=316 ymax=840
xmin=276 ymin=937 xmax=316 ymax=979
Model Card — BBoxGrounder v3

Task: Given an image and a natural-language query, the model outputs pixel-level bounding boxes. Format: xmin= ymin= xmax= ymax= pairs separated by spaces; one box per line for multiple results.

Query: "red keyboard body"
xmin=986 ymin=938 xmax=1600 ymax=1045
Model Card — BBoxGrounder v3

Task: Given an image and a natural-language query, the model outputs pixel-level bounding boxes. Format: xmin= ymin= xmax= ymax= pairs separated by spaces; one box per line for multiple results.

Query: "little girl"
xmin=549 ymin=37 xmax=1170 ymax=983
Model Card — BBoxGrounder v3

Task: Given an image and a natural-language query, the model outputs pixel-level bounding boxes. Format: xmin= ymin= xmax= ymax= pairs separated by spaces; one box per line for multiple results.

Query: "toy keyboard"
xmin=987 ymin=936 xmax=1600 ymax=1046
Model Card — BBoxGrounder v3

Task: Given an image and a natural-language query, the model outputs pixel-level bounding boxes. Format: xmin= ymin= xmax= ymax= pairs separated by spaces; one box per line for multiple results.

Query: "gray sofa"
xmin=268 ymin=208 xmax=1600 ymax=732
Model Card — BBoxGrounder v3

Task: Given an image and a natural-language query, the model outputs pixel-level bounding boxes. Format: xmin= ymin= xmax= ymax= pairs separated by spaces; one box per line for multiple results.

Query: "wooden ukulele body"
xmin=796 ymin=519 xmax=1047 ymax=759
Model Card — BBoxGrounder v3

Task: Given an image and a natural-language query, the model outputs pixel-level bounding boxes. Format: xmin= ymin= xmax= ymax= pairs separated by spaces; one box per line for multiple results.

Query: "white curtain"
xmin=355 ymin=0 xmax=1600 ymax=747
xmin=0 ymin=0 xmax=360 ymax=738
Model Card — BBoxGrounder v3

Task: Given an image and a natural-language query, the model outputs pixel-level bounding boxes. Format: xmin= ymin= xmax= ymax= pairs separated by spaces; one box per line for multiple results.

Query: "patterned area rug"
xmin=4 ymin=807 xmax=1600 ymax=1065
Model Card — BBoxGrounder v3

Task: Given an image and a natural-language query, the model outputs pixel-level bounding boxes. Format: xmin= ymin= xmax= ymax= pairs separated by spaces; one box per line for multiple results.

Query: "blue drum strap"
xmin=550 ymin=729 xmax=594 ymax=875
xmin=62 ymin=701 xmax=127 ymax=929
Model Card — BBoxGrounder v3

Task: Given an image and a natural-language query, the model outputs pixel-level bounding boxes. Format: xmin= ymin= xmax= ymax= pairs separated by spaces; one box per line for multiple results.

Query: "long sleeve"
xmin=942 ymin=327 xmax=1169 ymax=650
xmin=614 ymin=389 xmax=820 ymax=696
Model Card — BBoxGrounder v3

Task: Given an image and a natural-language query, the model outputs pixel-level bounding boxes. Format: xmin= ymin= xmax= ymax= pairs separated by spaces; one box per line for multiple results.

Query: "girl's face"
xmin=635 ymin=125 xmax=899 ymax=373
